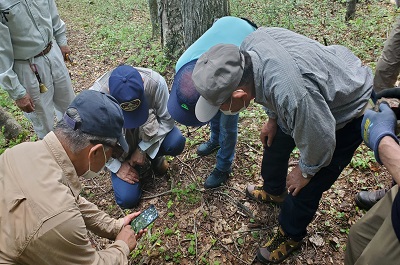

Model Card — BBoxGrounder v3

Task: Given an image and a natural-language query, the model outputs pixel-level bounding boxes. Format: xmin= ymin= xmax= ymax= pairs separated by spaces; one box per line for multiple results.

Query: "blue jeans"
xmin=209 ymin=111 xmax=238 ymax=172
xmin=260 ymin=116 xmax=363 ymax=241
xmin=112 ymin=126 xmax=186 ymax=209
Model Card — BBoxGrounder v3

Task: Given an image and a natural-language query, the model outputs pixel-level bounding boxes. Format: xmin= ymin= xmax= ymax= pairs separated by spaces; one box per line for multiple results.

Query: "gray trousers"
xmin=374 ymin=17 xmax=400 ymax=92
xmin=345 ymin=185 xmax=400 ymax=265
xmin=14 ymin=44 xmax=75 ymax=139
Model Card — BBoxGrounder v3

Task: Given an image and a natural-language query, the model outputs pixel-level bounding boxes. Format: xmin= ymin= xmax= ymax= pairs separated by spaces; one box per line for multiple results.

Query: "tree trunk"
xmin=148 ymin=0 xmax=160 ymax=38
xmin=181 ymin=0 xmax=229 ymax=49
xmin=345 ymin=0 xmax=357 ymax=21
xmin=156 ymin=0 xmax=229 ymax=60
xmin=0 ymin=106 xmax=24 ymax=140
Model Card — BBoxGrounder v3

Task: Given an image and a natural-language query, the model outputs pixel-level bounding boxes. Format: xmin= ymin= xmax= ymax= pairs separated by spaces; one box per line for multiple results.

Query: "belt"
xmin=34 ymin=42 xmax=52 ymax=58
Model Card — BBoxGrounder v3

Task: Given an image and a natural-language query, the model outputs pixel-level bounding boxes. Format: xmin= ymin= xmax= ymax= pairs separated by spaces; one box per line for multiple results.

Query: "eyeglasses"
xmin=89 ymin=140 xmax=125 ymax=159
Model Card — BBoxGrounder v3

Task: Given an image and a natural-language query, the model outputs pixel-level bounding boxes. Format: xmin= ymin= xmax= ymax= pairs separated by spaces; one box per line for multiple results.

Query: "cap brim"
xmin=118 ymin=134 xmax=129 ymax=153
xmin=195 ymin=96 xmax=220 ymax=123
xmin=168 ymin=81 xmax=206 ymax=127
xmin=122 ymin=98 xmax=149 ymax=129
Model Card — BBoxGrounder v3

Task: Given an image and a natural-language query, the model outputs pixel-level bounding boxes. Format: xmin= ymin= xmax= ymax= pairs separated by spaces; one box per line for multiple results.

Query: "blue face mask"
xmin=220 ymin=90 xmax=247 ymax=115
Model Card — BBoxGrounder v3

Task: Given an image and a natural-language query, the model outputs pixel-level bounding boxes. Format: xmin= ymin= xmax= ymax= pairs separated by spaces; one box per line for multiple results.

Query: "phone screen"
xmin=130 ymin=205 xmax=159 ymax=233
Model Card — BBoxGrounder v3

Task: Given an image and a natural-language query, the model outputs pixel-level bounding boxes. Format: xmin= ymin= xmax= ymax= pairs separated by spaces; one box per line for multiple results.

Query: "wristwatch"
xmin=302 ymin=172 xmax=311 ymax=179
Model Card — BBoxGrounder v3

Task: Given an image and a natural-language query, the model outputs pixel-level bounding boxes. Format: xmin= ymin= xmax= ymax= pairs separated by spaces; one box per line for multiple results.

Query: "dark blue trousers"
xmin=112 ymin=126 xmax=185 ymax=209
xmin=261 ymin=117 xmax=363 ymax=241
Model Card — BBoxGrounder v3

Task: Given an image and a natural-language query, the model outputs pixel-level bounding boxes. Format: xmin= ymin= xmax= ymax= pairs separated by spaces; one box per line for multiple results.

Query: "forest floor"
xmin=2 ymin=0 xmax=397 ymax=264
xmin=61 ymin=1 xmax=396 ymax=264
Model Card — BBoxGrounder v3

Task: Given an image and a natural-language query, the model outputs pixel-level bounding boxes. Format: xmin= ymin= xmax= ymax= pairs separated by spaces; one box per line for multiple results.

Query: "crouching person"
xmin=0 ymin=90 xmax=146 ymax=264
xmin=91 ymin=65 xmax=186 ymax=208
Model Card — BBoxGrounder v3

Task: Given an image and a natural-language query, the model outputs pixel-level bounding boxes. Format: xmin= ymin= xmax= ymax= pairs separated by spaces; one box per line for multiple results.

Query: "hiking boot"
xmin=257 ymin=226 xmax=302 ymax=264
xmin=197 ymin=141 xmax=220 ymax=156
xmin=246 ymin=185 xmax=287 ymax=204
xmin=355 ymin=188 xmax=388 ymax=210
xmin=151 ymin=156 xmax=169 ymax=175
xmin=204 ymin=168 xmax=230 ymax=189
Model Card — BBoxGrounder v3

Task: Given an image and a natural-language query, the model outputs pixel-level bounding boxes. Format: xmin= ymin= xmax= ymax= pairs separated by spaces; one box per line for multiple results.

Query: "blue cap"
xmin=109 ymin=65 xmax=149 ymax=129
xmin=167 ymin=60 xmax=207 ymax=127
xmin=63 ymin=90 xmax=129 ymax=152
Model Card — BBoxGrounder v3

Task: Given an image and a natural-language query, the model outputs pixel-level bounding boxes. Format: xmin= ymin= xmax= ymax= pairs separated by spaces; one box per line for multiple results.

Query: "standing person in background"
xmin=0 ymin=0 xmax=76 ymax=139
xmin=0 ymin=90 xmax=146 ymax=264
xmin=355 ymin=16 xmax=400 ymax=210
xmin=192 ymin=26 xmax=373 ymax=263
xmin=168 ymin=16 xmax=257 ymax=188
xmin=91 ymin=65 xmax=186 ymax=209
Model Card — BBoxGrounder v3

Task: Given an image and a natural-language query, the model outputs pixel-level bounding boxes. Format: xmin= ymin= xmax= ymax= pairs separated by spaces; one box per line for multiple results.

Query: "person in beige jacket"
xmin=0 ymin=90 xmax=146 ymax=264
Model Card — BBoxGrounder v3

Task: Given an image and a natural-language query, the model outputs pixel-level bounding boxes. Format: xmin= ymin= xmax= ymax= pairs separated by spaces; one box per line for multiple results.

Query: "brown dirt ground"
xmin=62 ymin=10 xmax=394 ymax=265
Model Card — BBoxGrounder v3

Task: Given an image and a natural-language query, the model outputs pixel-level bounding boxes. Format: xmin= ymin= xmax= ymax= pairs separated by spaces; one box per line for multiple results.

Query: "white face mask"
xmin=80 ymin=145 xmax=107 ymax=179
xmin=220 ymin=91 xmax=247 ymax=115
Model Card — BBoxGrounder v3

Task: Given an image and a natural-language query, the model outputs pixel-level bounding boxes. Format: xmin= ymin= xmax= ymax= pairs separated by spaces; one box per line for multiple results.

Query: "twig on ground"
xmin=218 ymin=242 xmax=251 ymax=265
xmin=243 ymin=142 xmax=263 ymax=155
xmin=232 ymin=235 xmax=240 ymax=253
xmin=199 ymin=224 xmax=253 ymax=265
xmin=194 ymin=216 xmax=198 ymax=265
xmin=142 ymin=189 xmax=173 ymax=199
xmin=220 ymin=226 xmax=276 ymax=238
xmin=214 ymin=191 xmax=254 ymax=218
xmin=223 ymin=185 xmax=247 ymax=196
xmin=91 ymin=177 xmax=106 ymax=193
xmin=176 ymin=156 xmax=198 ymax=184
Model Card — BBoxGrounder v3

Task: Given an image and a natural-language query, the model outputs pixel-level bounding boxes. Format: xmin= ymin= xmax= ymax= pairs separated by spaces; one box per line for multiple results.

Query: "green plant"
xmin=171 ymin=182 xmax=201 ymax=204
xmin=164 ymin=227 xmax=174 ymax=236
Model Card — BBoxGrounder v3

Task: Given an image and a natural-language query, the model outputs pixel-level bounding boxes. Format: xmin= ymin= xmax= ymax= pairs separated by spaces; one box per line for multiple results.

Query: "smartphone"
xmin=130 ymin=204 xmax=159 ymax=233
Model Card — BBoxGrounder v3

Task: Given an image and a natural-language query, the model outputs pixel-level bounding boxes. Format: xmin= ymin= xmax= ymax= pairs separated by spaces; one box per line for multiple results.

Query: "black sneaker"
xmin=204 ymin=168 xmax=229 ymax=189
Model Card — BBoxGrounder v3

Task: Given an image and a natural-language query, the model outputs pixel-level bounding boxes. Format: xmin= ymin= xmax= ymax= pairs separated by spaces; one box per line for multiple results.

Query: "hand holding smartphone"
xmin=130 ymin=204 xmax=159 ymax=233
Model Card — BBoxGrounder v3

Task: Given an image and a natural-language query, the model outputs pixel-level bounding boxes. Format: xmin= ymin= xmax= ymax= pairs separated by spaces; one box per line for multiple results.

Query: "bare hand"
xmin=15 ymin=93 xmax=35 ymax=113
xmin=123 ymin=212 xmax=141 ymax=226
xmin=260 ymin=118 xmax=277 ymax=148
xmin=123 ymin=212 xmax=147 ymax=239
xmin=286 ymin=165 xmax=311 ymax=196
xmin=115 ymin=225 xmax=137 ymax=251
xmin=116 ymin=161 xmax=140 ymax=184
xmin=129 ymin=148 xmax=146 ymax=167
xmin=59 ymin=45 xmax=71 ymax=59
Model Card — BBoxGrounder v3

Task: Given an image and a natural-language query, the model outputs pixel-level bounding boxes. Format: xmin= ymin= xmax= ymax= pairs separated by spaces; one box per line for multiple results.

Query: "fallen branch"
xmin=194 ymin=216 xmax=198 ymax=265
xmin=142 ymin=189 xmax=173 ymax=199
xmin=213 ymin=191 xmax=254 ymax=218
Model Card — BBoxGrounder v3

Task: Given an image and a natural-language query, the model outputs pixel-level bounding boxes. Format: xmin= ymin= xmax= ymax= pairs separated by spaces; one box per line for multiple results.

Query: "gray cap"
xmin=192 ymin=44 xmax=244 ymax=122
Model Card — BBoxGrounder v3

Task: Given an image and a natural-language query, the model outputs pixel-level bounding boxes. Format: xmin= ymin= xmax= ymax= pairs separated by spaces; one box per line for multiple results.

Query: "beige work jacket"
xmin=0 ymin=132 xmax=129 ymax=264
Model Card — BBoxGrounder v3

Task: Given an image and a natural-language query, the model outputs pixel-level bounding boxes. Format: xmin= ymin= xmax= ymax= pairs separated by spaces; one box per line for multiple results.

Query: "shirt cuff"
xmin=113 ymin=240 xmax=130 ymax=256
xmin=9 ymin=84 xmax=27 ymax=101
xmin=106 ymin=158 xmax=122 ymax=173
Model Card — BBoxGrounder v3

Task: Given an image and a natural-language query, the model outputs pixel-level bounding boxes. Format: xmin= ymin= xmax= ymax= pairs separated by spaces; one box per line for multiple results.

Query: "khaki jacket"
xmin=0 ymin=132 xmax=129 ymax=264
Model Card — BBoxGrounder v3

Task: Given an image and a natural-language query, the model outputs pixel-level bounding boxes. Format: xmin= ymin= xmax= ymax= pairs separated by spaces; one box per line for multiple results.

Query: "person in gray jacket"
xmin=0 ymin=0 xmax=75 ymax=139
xmin=192 ymin=27 xmax=373 ymax=263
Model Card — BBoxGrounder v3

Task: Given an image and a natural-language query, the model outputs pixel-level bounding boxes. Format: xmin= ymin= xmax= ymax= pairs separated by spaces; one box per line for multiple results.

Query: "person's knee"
xmin=111 ymin=174 xmax=142 ymax=209
xmin=163 ymin=137 xmax=185 ymax=156
xmin=162 ymin=128 xmax=186 ymax=156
